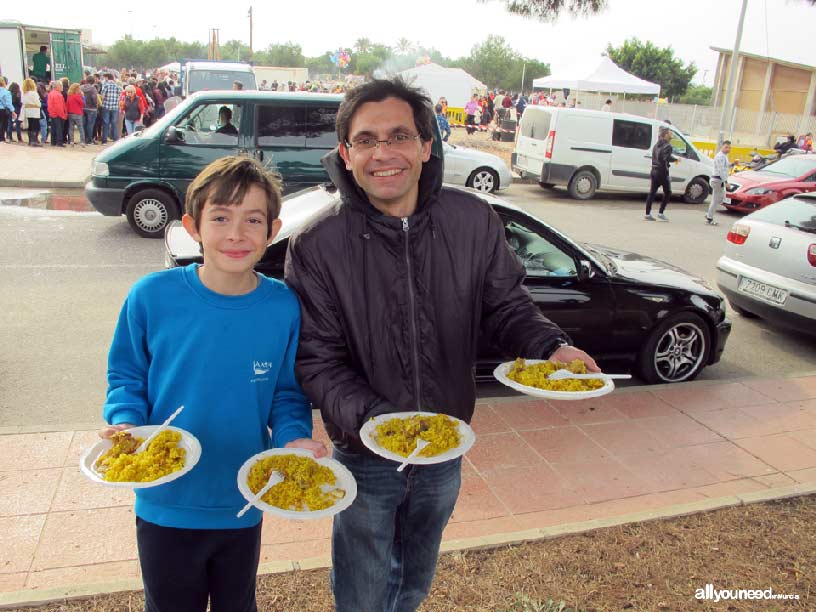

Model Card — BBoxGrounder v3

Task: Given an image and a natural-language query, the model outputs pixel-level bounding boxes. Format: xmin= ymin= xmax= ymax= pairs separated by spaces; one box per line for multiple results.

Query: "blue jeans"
xmin=83 ymin=109 xmax=97 ymax=144
xmin=40 ymin=111 xmax=48 ymax=142
xmin=101 ymin=108 xmax=119 ymax=143
xmin=125 ymin=118 xmax=140 ymax=135
xmin=331 ymin=447 xmax=462 ymax=612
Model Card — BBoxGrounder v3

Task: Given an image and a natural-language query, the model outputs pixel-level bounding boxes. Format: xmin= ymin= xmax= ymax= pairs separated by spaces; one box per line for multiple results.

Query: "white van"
xmin=512 ymin=107 xmax=713 ymax=203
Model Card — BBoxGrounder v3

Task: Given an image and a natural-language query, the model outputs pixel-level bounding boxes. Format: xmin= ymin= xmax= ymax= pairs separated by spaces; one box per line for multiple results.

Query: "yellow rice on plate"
xmin=506 ymin=358 xmax=605 ymax=392
xmin=247 ymin=455 xmax=345 ymax=512
xmin=95 ymin=430 xmax=186 ymax=483
xmin=373 ymin=414 xmax=461 ymax=458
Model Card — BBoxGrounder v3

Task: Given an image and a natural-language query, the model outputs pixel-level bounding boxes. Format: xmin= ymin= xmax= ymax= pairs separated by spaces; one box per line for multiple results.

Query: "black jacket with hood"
xmin=284 ymin=149 xmax=570 ymax=454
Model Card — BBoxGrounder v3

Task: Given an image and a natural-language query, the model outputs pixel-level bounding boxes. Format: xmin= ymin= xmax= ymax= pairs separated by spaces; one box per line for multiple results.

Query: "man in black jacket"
xmin=284 ymin=78 xmax=598 ymax=612
xmin=645 ymin=126 xmax=679 ymax=221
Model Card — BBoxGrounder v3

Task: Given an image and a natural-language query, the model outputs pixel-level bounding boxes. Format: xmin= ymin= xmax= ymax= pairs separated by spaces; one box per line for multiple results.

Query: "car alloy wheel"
xmin=134 ymin=198 xmax=169 ymax=233
xmin=653 ymin=321 xmax=707 ymax=382
xmin=468 ymin=168 xmax=499 ymax=193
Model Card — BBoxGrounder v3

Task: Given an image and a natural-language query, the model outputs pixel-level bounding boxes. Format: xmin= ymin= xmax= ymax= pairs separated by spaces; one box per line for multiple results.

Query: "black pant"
xmin=136 ymin=517 xmax=262 ymax=612
xmin=465 ymin=113 xmax=476 ymax=134
xmin=0 ymin=109 xmax=8 ymax=141
xmin=645 ymin=171 xmax=671 ymax=214
xmin=27 ymin=118 xmax=40 ymax=144
xmin=50 ymin=117 xmax=64 ymax=146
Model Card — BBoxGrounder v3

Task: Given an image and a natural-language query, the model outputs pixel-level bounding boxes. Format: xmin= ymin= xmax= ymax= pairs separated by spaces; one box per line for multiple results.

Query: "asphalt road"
xmin=1 ymin=186 xmax=814 ymax=428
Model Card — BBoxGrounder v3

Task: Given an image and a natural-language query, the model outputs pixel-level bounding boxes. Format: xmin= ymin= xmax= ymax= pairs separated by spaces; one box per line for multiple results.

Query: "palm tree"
xmin=396 ymin=38 xmax=413 ymax=55
xmin=354 ymin=38 xmax=372 ymax=55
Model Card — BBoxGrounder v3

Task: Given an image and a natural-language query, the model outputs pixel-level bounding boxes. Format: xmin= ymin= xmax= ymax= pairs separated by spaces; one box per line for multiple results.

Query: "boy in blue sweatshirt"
xmin=100 ymin=156 xmax=326 ymax=612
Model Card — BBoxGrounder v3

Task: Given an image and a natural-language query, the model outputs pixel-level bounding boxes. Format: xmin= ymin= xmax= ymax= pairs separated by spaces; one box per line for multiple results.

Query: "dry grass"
xmin=449 ymin=127 xmax=515 ymax=169
xmin=7 ymin=495 xmax=813 ymax=612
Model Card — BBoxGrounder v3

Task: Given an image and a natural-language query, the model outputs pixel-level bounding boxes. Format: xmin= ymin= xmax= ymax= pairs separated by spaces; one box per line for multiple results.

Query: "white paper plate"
xmin=493 ymin=360 xmax=615 ymax=401
xmin=236 ymin=448 xmax=357 ymax=520
xmin=80 ymin=425 xmax=202 ymax=488
xmin=360 ymin=411 xmax=476 ymax=465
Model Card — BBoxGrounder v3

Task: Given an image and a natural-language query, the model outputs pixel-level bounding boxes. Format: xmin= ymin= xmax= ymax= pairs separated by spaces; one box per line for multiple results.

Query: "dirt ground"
xmin=449 ymin=127 xmax=515 ymax=169
xmin=8 ymin=495 xmax=813 ymax=612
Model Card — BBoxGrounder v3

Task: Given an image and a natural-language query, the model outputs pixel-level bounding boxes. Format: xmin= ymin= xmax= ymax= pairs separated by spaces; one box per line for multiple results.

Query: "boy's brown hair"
xmin=185 ymin=156 xmax=282 ymax=237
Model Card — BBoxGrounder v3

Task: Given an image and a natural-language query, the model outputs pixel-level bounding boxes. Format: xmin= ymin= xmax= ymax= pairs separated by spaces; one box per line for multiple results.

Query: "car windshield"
xmin=136 ymin=96 xmax=197 ymax=139
xmin=748 ymin=197 xmax=816 ymax=230
xmin=759 ymin=156 xmax=816 ymax=178
xmin=188 ymin=70 xmax=256 ymax=93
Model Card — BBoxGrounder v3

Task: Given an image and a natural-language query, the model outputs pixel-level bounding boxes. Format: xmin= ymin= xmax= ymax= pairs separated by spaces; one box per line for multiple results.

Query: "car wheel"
xmin=467 ymin=167 xmax=499 ymax=193
xmin=683 ymin=177 xmax=709 ymax=204
xmin=125 ymin=189 xmax=179 ymax=238
xmin=637 ymin=312 xmax=711 ymax=384
xmin=568 ymin=170 xmax=597 ymax=200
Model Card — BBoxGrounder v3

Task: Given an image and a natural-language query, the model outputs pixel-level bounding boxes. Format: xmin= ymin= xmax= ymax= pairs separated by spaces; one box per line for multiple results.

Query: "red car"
xmin=724 ymin=155 xmax=816 ymax=213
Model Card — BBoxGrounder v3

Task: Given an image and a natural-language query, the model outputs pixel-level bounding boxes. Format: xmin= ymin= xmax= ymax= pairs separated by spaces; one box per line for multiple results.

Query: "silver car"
xmin=716 ymin=193 xmax=816 ymax=334
xmin=442 ymin=142 xmax=512 ymax=193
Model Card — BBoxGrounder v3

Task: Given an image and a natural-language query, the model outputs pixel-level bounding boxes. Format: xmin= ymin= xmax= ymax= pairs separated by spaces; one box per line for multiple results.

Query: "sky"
xmin=6 ymin=0 xmax=816 ymax=84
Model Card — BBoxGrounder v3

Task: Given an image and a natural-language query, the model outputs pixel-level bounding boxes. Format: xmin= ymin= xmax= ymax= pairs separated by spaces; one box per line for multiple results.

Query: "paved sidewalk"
xmin=2 ymin=375 xmax=816 ymax=606
xmin=0 ymin=142 xmax=98 ymax=188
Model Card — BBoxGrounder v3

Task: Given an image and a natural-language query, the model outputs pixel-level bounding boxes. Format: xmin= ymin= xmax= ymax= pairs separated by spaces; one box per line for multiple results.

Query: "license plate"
xmin=723 ymin=197 xmax=731 ymax=204
xmin=738 ymin=277 xmax=788 ymax=305
xmin=516 ymin=154 xmax=528 ymax=166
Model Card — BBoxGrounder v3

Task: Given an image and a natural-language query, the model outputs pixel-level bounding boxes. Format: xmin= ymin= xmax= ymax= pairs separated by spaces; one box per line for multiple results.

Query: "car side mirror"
xmin=577 ymin=260 xmax=593 ymax=281
xmin=165 ymin=126 xmax=184 ymax=144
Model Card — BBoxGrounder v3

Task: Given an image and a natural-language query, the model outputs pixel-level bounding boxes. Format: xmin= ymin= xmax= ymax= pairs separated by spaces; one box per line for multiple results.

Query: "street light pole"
xmin=248 ymin=6 xmax=253 ymax=55
xmin=717 ymin=0 xmax=748 ymax=147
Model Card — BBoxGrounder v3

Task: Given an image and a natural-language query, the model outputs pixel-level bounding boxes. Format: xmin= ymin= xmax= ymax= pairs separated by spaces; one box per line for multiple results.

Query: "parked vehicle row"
xmin=724 ymin=155 xmax=816 ymax=214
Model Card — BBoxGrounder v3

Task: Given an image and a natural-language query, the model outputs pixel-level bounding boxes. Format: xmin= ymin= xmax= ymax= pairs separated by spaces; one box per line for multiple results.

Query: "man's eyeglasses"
xmin=346 ymin=133 xmax=421 ymax=151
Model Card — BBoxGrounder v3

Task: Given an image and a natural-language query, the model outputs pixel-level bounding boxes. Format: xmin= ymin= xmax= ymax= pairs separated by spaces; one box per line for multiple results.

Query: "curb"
xmin=0 ymin=190 xmax=91 ymax=212
xmin=2 ymin=483 xmax=813 ymax=609
xmin=0 ymin=180 xmax=85 ymax=189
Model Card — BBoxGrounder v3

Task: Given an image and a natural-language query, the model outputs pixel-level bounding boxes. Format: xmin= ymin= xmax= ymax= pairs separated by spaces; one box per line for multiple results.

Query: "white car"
xmin=716 ymin=193 xmax=816 ymax=334
xmin=442 ymin=142 xmax=512 ymax=193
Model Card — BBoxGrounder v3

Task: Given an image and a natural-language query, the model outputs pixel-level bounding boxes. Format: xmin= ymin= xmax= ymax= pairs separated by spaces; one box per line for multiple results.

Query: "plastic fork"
xmin=134 ymin=405 xmax=184 ymax=454
xmin=548 ymin=370 xmax=631 ymax=381
xmin=397 ymin=439 xmax=429 ymax=472
xmin=237 ymin=470 xmax=283 ymax=518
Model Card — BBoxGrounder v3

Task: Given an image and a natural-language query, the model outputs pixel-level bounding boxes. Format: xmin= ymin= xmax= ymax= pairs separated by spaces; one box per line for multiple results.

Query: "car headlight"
xmin=746 ymin=187 xmax=773 ymax=195
xmin=92 ymin=161 xmax=109 ymax=177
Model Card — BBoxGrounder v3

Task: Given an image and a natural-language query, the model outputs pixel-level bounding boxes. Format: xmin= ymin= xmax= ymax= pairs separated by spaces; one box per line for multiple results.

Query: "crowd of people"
xmin=0 ymin=62 xmax=178 ymax=147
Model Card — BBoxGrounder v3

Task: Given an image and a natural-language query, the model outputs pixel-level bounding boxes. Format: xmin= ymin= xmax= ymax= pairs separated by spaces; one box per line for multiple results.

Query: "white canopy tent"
xmin=532 ymin=57 xmax=660 ymax=96
xmin=398 ymin=63 xmax=486 ymax=108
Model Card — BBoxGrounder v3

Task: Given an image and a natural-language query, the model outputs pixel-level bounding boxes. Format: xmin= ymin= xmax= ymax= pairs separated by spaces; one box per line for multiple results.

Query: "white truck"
xmin=0 ymin=21 xmax=85 ymax=85
xmin=253 ymin=66 xmax=308 ymax=89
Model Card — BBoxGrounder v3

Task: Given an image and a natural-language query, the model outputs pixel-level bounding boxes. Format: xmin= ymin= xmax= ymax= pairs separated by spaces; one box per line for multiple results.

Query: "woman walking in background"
xmin=66 ymin=83 xmax=86 ymax=147
xmin=21 ymin=79 xmax=42 ymax=146
xmin=464 ymin=94 xmax=479 ymax=135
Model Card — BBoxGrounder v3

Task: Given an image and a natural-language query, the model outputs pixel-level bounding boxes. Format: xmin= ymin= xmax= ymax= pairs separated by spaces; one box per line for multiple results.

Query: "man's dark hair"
xmin=219 ymin=105 xmax=232 ymax=120
xmin=336 ymin=78 xmax=435 ymax=146
xmin=787 ymin=134 xmax=795 ymax=142
xmin=605 ymin=99 xmax=612 ymax=104
xmin=86 ymin=75 xmax=95 ymax=85
xmin=104 ymin=73 xmax=114 ymax=80
xmin=722 ymin=140 xmax=731 ymax=146
xmin=39 ymin=45 xmax=47 ymax=52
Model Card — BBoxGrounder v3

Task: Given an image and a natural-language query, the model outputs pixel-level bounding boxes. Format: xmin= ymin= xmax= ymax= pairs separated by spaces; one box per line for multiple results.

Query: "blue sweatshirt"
xmin=103 ymin=264 xmax=312 ymax=529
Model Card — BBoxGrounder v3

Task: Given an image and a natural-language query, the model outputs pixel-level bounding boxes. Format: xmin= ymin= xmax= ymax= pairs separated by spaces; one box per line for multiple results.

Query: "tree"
xmin=354 ymin=38 xmax=372 ymax=55
xmin=221 ymin=39 xmax=253 ymax=62
xmin=606 ymin=38 xmax=697 ymax=100
xmin=254 ymin=43 xmax=305 ymax=67
xmin=395 ymin=38 xmax=414 ymax=54
xmin=677 ymin=84 xmax=713 ymax=105
xmin=489 ymin=0 xmax=607 ymax=21
xmin=451 ymin=35 xmax=548 ymax=92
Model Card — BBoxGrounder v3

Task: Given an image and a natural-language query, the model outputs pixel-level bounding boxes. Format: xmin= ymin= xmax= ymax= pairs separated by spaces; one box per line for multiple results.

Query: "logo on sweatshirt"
xmin=253 ymin=360 xmax=272 ymax=376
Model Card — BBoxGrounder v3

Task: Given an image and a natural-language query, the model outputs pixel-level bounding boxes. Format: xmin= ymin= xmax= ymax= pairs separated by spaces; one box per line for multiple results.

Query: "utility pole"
xmin=248 ymin=7 xmax=253 ymax=55
xmin=717 ymin=0 xmax=748 ymax=147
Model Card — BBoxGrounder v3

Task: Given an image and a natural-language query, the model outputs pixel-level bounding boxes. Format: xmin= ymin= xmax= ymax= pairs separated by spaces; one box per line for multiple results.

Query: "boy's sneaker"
xmin=658 ymin=213 xmax=669 ymax=221
xmin=705 ymin=216 xmax=718 ymax=226
xmin=644 ymin=214 xmax=656 ymax=221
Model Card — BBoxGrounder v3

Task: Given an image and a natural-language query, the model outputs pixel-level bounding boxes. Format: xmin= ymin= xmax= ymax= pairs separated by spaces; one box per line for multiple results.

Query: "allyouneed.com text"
xmin=695 ymin=584 xmax=800 ymax=602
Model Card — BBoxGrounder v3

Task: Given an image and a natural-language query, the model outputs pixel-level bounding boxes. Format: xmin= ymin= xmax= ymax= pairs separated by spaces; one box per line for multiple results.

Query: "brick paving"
xmin=2 ymin=375 xmax=816 ymax=598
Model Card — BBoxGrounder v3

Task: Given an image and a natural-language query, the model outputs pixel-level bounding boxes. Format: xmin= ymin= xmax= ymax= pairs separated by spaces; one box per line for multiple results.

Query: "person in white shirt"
xmin=601 ymin=99 xmax=613 ymax=112
xmin=707 ymin=140 xmax=731 ymax=225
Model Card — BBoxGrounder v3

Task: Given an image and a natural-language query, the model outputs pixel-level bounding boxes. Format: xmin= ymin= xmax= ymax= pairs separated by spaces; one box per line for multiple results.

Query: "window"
xmin=520 ymin=109 xmax=551 ymax=140
xmin=748 ymin=198 xmax=816 ymax=230
xmin=305 ymin=105 xmax=339 ymax=149
xmin=173 ymin=103 xmax=241 ymax=146
xmin=612 ymin=119 xmax=652 ymax=150
xmin=187 ymin=70 xmax=255 ymax=94
xmin=257 ymin=104 xmax=305 ymax=147
xmin=502 ymin=216 xmax=577 ymax=277
xmin=669 ymin=131 xmax=687 ymax=156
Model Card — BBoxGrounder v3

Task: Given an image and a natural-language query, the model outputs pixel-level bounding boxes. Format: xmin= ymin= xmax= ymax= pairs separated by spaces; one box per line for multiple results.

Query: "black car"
xmin=165 ymin=185 xmax=732 ymax=384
